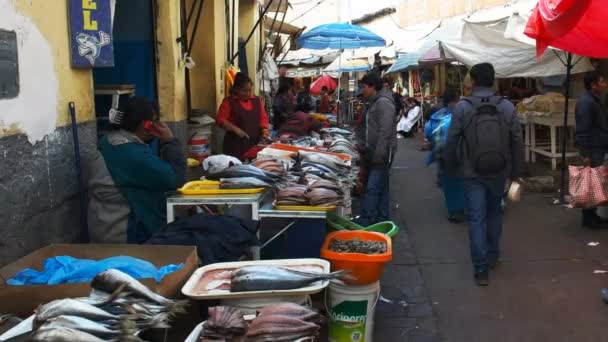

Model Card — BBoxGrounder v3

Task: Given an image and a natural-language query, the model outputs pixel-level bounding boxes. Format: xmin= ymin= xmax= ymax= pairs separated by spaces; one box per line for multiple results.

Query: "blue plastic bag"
xmin=7 ymin=256 xmax=183 ymax=286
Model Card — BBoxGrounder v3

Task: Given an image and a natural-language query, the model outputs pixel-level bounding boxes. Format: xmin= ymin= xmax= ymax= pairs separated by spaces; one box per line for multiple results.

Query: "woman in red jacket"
xmin=216 ymin=73 xmax=269 ymax=159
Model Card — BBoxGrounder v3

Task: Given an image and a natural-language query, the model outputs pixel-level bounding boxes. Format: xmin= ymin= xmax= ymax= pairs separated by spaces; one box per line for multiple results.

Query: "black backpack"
xmin=460 ymin=96 xmax=511 ymax=176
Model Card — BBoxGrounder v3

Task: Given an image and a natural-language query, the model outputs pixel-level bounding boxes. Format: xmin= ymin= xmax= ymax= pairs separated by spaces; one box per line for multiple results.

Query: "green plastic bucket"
xmin=362 ymin=221 xmax=399 ymax=239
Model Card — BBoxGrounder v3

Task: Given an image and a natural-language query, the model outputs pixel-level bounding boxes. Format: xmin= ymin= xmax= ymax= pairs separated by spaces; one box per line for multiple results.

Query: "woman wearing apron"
xmin=216 ymin=73 xmax=269 ymax=159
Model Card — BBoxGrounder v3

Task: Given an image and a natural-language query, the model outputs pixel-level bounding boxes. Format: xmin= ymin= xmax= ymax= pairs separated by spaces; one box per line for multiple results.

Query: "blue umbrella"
xmin=297 ymin=23 xmax=386 ymax=50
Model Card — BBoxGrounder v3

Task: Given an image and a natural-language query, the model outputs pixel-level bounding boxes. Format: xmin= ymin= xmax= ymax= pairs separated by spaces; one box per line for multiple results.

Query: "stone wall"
xmin=0 ymin=122 xmax=97 ymax=266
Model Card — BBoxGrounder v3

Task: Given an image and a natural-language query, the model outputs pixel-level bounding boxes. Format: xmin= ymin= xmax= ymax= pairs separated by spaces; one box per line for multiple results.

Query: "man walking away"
xmin=358 ymin=73 xmax=397 ymax=227
xmin=444 ymin=63 xmax=525 ymax=286
xmin=575 ymin=71 xmax=608 ymax=228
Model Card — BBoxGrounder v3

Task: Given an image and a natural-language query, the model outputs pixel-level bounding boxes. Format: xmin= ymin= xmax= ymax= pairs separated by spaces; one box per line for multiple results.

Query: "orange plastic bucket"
xmin=321 ymin=231 xmax=392 ymax=285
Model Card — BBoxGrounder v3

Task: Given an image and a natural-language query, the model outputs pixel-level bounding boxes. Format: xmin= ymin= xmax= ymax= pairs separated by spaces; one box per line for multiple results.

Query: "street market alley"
xmin=375 ymin=137 xmax=608 ymax=342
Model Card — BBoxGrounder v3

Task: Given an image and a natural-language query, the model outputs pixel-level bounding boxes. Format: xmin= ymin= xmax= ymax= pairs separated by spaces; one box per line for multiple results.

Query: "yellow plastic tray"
xmin=273 ymin=201 xmax=337 ymax=212
xmin=178 ymin=180 xmax=265 ymax=195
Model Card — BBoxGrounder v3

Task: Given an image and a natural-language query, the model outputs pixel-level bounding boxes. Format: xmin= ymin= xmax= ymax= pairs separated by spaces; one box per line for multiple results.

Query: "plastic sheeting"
xmin=7 ymin=256 xmax=183 ymax=285
xmin=441 ymin=18 xmax=593 ymax=78
xmin=525 ymin=0 xmax=608 ymax=58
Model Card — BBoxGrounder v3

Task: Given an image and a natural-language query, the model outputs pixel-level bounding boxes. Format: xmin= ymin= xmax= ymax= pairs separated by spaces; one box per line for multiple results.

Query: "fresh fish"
xmin=31 ymin=326 xmax=144 ymax=342
xmin=92 ymin=269 xmax=188 ymax=313
xmin=220 ymin=177 xmax=273 ymax=189
xmin=203 ymin=155 xmax=242 ymax=174
xmin=207 ymin=165 xmax=279 ymax=184
xmin=31 ymin=327 xmax=107 ymax=342
xmin=39 ymin=315 xmax=119 ymax=338
xmin=301 ymin=162 xmax=338 ymax=174
xmin=230 ymin=266 xmax=346 ymax=292
xmin=299 ymin=151 xmax=349 ymax=171
xmin=35 ymin=299 xmax=119 ymax=326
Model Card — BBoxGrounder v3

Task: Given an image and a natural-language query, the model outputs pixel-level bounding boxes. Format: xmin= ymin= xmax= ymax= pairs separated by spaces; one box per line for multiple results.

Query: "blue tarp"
xmin=7 ymin=256 xmax=183 ymax=286
xmin=297 ymin=23 xmax=385 ymax=50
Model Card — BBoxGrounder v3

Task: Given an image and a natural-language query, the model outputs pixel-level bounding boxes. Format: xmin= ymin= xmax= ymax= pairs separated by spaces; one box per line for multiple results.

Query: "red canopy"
xmin=310 ymin=75 xmax=337 ymax=95
xmin=525 ymin=0 xmax=608 ymax=58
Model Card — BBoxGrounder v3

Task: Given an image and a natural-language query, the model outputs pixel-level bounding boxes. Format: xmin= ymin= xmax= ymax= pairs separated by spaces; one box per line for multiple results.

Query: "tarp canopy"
xmin=441 ymin=13 xmax=593 ymax=77
xmin=386 ymin=19 xmax=463 ymax=73
xmin=525 ymin=0 xmax=608 ymax=58
xmin=418 ymin=43 xmax=455 ymax=66
xmin=324 ymin=55 xmax=370 ymax=73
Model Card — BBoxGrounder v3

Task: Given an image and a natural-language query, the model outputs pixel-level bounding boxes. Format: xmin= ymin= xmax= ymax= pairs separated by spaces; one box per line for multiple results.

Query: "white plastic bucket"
xmin=327 ymin=281 xmax=380 ymax=342
xmin=220 ymin=294 xmax=312 ymax=316
xmin=188 ymin=126 xmax=212 ymax=160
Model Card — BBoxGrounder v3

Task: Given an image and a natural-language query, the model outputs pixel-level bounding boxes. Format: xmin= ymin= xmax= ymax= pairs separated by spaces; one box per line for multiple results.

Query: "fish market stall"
xmin=166 ymin=127 xmax=360 ymax=261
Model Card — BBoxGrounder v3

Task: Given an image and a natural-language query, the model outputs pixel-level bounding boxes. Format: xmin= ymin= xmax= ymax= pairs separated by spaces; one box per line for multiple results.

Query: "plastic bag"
xmin=7 ymin=256 xmax=183 ymax=286
xmin=569 ymin=165 xmax=608 ymax=208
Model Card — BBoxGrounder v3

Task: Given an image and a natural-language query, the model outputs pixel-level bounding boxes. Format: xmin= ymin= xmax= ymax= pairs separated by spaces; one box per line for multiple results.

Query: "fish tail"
xmin=166 ymin=299 xmax=190 ymax=316
xmin=325 ymin=269 xmax=357 ymax=281
xmin=94 ymin=283 xmax=129 ymax=308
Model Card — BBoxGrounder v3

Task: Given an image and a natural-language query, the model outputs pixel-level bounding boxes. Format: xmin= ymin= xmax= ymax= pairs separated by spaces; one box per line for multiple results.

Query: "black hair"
xmin=361 ymin=73 xmax=383 ymax=91
xmin=584 ymin=70 xmax=604 ymax=91
xmin=321 ymin=86 xmax=328 ymax=91
xmin=469 ymin=63 xmax=495 ymax=88
xmin=382 ymin=76 xmax=393 ymax=87
xmin=277 ymin=83 xmax=291 ymax=95
xmin=442 ymin=87 xmax=459 ymax=107
xmin=407 ymin=97 xmax=420 ymax=106
xmin=232 ymin=72 xmax=253 ymax=92
xmin=119 ymin=97 xmax=157 ymax=132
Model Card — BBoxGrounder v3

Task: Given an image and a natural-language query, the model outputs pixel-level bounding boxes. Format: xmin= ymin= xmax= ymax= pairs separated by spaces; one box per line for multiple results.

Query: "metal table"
xmin=258 ymin=202 xmax=336 ymax=219
xmin=165 ymin=190 xmax=270 ymax=223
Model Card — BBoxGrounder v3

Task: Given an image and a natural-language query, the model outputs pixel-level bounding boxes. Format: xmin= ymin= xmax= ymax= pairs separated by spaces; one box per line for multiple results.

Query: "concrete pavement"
xmin=374 ymin=137 xmax=608 ymax=342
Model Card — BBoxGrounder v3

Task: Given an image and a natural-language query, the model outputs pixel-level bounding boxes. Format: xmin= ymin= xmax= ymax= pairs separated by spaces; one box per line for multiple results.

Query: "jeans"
xmin=359 ymin=166 xmax=390 ymax=227
xmin=464 ymin=177 xmax=506 ymax=273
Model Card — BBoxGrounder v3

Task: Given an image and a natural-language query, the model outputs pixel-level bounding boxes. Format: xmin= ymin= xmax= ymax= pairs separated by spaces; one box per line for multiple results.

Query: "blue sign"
xmin=68 ymin=0 xmax=114 ymax=68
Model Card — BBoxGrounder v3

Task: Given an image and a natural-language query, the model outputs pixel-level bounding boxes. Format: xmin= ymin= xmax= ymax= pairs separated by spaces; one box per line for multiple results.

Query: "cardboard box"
xmin=0 ymin=244 xmax=198 ymax=316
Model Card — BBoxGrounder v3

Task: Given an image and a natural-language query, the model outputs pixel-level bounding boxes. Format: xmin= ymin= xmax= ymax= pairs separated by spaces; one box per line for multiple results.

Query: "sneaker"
xmin=474 ymin=271 xmax=489 ymax=286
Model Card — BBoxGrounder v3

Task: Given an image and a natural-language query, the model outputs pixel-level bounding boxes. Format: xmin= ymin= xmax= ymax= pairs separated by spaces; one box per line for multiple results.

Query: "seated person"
xmin=278 ymin=110 xmax=323 ymax=139
xmin=90 ymin=97 xmax=186 ymax=244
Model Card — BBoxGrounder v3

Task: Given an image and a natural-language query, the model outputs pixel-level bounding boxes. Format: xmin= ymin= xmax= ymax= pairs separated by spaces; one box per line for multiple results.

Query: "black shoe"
xmin=448 ymin=214 xmax=466 ymax=224
xmin=474 ymin=271 xmax=489 ymax=286
xmin=583 ymin=220 xmax=608 ymax=229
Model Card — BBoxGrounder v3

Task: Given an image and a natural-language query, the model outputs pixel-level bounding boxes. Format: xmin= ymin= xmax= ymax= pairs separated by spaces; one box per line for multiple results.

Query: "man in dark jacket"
xmin=575 ymin=71 xmax=608 ymax=228
xmin=444 ymin=63 xmax=524 ymax=286
xmin=358 ymin=73 xmax=397 ymax=226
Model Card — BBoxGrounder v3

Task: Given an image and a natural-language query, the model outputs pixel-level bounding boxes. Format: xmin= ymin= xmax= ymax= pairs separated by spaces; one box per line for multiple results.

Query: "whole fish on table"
xmin=31 ymin=326 xmax=144 ymax=342
xmin=230 ymin=266 xmax=347 ymax=292
xmin=220 ymin=177 xmax=273 ymax=189
xmin=34 ymin=299 xmax=120 ymax=326
xmin=38 ymin=315 xmax=121 ymax=339
xmin=207 ymin=165 xmax=280 ymax=184
xmin=92 ymin=269 xmax=188 ymax=314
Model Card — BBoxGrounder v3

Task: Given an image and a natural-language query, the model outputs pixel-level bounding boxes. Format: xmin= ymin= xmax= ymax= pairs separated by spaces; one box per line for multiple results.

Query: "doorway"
xmin=93 ymin=0 xmax=158 ymax=136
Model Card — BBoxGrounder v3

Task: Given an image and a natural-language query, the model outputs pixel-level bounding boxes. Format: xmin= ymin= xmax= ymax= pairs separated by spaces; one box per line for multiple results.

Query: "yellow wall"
xmin=187 ymin=0 xmax=218 ymax=114
xmin=156 ymin=0 xmax=187 ymax=122
xmin=239 ymin=0 xmax=260 ymax=93
xmin=15 ymin=0 xmax=94 ymax=126
xmin=397 ymin=0 xmax=510 ymax=27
